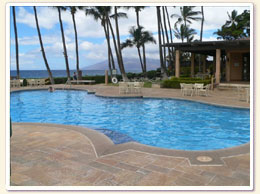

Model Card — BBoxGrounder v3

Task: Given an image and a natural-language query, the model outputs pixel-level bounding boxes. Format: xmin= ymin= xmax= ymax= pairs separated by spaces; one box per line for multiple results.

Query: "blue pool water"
xmin=10 ymin=90 xmax=250 ymax=150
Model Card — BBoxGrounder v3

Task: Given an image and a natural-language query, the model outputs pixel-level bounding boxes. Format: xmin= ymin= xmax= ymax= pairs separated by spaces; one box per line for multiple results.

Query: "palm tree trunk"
xmin=103 ymin=19 xmax=114 ymax=77
xmin=58 ymin=7 xmax=71 ymax=83
xmin=165 ymin=7 xmax=173 ymax=43
xmin=142 ymin=44 xmax=147 ymax=74
xmin=108 ymin=17 xmax=128 ymax=81
xmin=160 ymin=17 xmax=167 ymax=73
xmin=114 ymin=7 xmax=128 ymax=81
xmin=199 ymin=6 xmax=205 ymax=72
xmin=165 ymin=7 xmax=174 ymax=67
xmin=136 ymin=8 xmax=147 ymax=76
xmin=162 ymin=7 xmax=173 ymax=68
xmin=12 ymin=7 xmax=20 ymax=79
xmin=33 ymin=7 xmax=54 ymax=85
xmin=106 ymin=16 xmax=116 ymax=70
xmin=71 ymin=11 xmax=80 ymax=78
xmin=156 ymin=6 xmax=168 ymax=80
xmin=137 ymin=47 xmax=144 ymax=72
xmin=104 ymin=25 xmax=112 ymax=76
xmin=200 ymin=6 xmax=204 ymax=41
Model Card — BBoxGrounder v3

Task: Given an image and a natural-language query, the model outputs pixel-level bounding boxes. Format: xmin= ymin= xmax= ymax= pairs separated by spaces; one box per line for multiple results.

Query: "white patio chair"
xmin=119 ymin=82 xmax=129 ymax=94
xmin=36 ymin=79 xmax=45 ymax=86
xmin=180 ymin=83 xmax=185 ymax=96
xmin=194 ymin=83 xmax=204 ymax=96
xmin=133 ymin=82 xmax=143 ymax=94
xmin=198 ymin=84 xmax=211 ymax=96
xmin=11 ymin=80 xmax=20 ymax=88
xmin=27 ymin=79 xmax=36 ymax=87
xmin=183 ymin=84 xmax=194 ymax=96
xmin=237 ymin=86 xmax=247 ymax=102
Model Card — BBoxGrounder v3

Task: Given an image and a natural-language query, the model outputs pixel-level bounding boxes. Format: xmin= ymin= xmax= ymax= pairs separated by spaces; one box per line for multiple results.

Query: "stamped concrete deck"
xmin=10 ymin=84 xmax=251 ymax=187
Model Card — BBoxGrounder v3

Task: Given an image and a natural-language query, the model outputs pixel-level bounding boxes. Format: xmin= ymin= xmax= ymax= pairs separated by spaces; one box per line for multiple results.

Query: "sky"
xmin=10 ymin=5 xmax=250 ymax=70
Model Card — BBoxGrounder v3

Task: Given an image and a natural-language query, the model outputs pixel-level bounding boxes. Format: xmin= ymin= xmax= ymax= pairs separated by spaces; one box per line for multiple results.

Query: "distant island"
xmin=82 ymin=57 xmax=160 ymax=72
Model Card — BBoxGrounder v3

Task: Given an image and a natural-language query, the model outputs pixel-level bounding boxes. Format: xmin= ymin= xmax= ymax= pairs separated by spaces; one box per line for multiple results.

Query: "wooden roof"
xmin=163 ymin=39 xmax=250 ymax=56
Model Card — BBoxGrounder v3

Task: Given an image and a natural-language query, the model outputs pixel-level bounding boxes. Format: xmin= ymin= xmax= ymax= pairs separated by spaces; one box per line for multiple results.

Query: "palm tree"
xmin=121 ymin=26 xmax=156 ymax=74
xmin=124 ymin=6 xmax=148 ymax=75
xmin=56 ymin=6 xmax=71 ymax=83
xmin=156 ymin=6 xmax=168 ymax=80
xmin=226 ymin=10 xmax=239 ymax=27
xmin=214 ymin=9 xmax=250 ymax=40
xmin=174 ymin=24 xmax=196 ymax=42
xmin=12 ymin=7 xmax=20 ymax=79
xmin=33 ymin=6 xmax=54 ymax=85
xmin=171 ymin=6 xmax=201 ymax=42
xmin=66 ymin=6 xmax=80 ymax=79
xmin=111 ymin=6 xmax=129 ymax=81
xmin=85 ymin=6 xmax=115 ymax=76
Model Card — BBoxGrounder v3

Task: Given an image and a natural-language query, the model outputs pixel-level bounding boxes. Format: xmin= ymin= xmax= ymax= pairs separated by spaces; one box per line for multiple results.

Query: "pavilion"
xmin=163 ymin=38 xmax=250 ymax=84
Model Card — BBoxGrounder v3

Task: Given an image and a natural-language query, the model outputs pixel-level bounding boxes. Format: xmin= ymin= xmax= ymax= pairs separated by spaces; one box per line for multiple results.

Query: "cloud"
xmin=17 ymin=7 xmax=59 ymax=29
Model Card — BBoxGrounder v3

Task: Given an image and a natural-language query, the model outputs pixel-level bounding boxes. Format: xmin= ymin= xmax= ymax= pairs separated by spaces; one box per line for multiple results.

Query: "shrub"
xmin=53 ymin=77 xmax=68 ymax=84
xmin=143 ymin=82 xmax=152 ymax=88
xmin=161 ymin=77 xmax=211 ymax=89
xmin=22 ymin=79 xmax=28 ymax=86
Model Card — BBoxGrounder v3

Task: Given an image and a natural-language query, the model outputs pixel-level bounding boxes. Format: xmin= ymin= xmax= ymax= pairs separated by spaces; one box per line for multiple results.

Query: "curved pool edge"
xmin=10 ymin=86 xmax=250 ymax=109
xmin=12 ymin=122 xmax=250 ymax=166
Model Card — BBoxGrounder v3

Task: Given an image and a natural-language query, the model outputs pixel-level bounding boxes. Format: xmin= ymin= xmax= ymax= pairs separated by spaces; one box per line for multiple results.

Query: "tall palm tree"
xmin=171 ymin=6 xmax=201 ymax=42
xmin=12 ymin=7 xmax=20 ymax=79
xmin=33 ymin=6 xmax=54 ymax=85
xmin=66 ymin=6 xmax=80 ymax=79
xmin=121 ymin=26 xmax=156 ymax=74
xmin=85 ymin=6 xmax=115 ymax=76
xmin=107 ymin=17 xmax=123 ymax=74
xmin=156 ymin=6 xmax=168 ymax=80
xmin=111 ymin=6 xmax=129 ymax=81
xmin=56 ymin=6 xmax=71 ymax=83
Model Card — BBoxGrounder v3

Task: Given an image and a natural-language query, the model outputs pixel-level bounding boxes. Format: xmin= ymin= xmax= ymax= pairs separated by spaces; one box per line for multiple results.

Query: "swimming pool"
xmin=10 ymin=90 xmax=250 ymax=150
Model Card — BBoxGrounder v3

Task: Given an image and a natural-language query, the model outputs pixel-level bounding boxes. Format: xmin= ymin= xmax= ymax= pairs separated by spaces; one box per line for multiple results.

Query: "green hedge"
xmin=161 ymin=77 xmax=211 ymax=89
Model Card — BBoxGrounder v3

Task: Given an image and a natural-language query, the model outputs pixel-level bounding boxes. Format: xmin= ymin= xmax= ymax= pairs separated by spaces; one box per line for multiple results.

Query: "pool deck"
xmin=10 ymin=84 xmax=251 ymax=187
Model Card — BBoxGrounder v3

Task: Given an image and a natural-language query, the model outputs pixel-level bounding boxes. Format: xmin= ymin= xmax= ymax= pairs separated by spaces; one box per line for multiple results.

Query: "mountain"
xmin=82 ymin=58 xmax=160 ymax=72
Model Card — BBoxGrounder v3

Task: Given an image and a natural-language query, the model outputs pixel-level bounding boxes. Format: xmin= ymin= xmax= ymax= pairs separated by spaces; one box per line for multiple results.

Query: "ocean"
xmin=10 ymin=70 xmax=108 ymax=78
xmin=10 ymin=69 xmax=142 ymax=79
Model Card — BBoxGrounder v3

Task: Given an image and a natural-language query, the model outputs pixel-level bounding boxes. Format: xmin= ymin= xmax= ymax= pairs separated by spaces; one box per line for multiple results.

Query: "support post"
xmin=175 ymin=49 xmax=180 ymax=78
xmin=215 ymin=49 xmax=221 ymax=84
xmin=226 ymin=51 xmax=231 ymax=82
xmin=105 ymin=70 xmax=108 ymax=85
xmin=191 ymin=53 xmax=195 ymax=77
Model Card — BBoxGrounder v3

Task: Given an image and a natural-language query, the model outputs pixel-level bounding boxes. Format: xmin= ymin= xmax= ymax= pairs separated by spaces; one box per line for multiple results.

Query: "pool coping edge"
xmin=12 ymin=122 xmax=250 ymax=166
